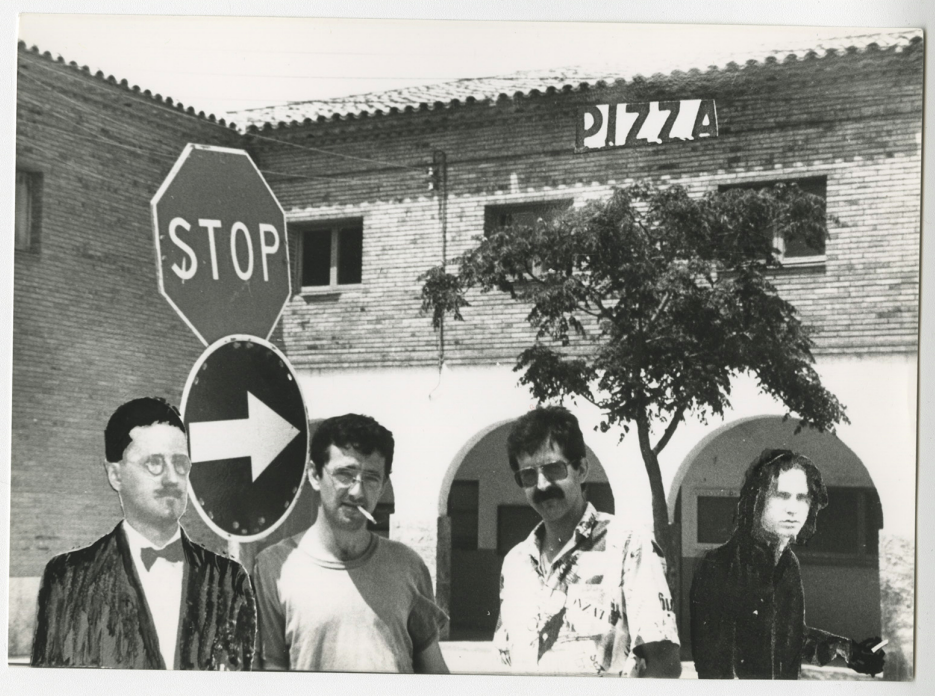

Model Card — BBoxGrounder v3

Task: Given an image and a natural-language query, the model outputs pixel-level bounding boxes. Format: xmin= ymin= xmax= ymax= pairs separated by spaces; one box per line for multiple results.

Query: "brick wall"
xmin=12 ymin=47 xmax=240 ymax=575
xmin=245 ymin=43 xmax=922 ymax=370
xmin=12 ymin=40 xmax=923 ymax=577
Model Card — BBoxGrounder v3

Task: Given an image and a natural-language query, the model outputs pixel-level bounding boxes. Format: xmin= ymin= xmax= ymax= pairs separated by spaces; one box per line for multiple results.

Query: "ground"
xmin=437 ymin=642 xmax=881 ymax=679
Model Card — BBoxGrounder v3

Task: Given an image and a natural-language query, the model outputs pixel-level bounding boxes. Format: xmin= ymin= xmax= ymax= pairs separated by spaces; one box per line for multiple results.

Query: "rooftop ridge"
xmin=235 ymin=30 xmax=922 ymax=132
xmin=17 ymin=40 xmax=238 ymax=130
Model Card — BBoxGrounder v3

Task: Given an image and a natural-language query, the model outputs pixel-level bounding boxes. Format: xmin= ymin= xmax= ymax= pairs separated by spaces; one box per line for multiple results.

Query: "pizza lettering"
xmin=576 ymin=99 xmax=718 ymax=151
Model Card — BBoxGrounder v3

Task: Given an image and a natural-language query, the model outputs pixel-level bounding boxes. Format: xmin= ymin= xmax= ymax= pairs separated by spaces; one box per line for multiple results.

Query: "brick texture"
xmin=12 ymin=41 xmax=923 ymax=579
xmin=12 ymin=49 xmax=240 ymax=575
xmin=245 ymin=44 xmax=922 ymax=369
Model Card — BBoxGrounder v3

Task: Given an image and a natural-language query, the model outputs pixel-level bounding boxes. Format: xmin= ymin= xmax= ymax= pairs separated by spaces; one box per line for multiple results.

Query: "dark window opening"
xmin=299 ymin=221 xmax=364 ymax=288
xmin=697 ymin=495 xmax=739 ymax=544
xmin=302 ymin=229 xmax=332 ymax=286
xmin=695 ymin=486 xmax=881 ymax=560
xmin=448 ymin=480 xmax=479 ymax=551
xmin=587 ymin=482 xmax=616 ymax=515
xmin=719 ymin=177 xmax=827 ymax=258
xmin=484 ymin=200 xmax=573 ymax=237
xmin=337 ymin=227 xmax=363 ymax=284
xmin=497 ymin=504 xmax=541 ymax=556
xmin=15 ymin=169 xmax=42 ymax=252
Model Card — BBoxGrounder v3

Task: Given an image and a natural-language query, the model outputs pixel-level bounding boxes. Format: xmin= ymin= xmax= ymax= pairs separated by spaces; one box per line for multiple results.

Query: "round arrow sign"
xmin=181 ymin=335 xmax=309 ymax=542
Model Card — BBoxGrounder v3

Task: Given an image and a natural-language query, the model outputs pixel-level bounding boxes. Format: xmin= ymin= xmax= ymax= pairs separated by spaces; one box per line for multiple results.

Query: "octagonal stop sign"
xmin=152 ymin=144 xmax=290 ymax=345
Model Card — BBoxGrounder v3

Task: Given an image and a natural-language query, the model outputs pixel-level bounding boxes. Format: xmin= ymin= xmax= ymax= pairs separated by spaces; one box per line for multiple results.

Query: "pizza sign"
xmin=575 ymin=99 xmax=718 ymax=152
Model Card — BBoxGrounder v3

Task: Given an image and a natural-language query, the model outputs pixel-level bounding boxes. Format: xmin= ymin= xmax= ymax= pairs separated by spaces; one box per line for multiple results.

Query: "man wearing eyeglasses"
xmin=31 ymin=397 xmax=257 ymax=669
xmin=253 ymin=413 xmax=449 ymax=673
xmin=494 ymin=406 xmax=681 ymax=677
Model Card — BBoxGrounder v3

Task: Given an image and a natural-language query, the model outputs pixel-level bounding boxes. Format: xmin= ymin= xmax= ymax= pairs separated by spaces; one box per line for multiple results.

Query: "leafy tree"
xmin=420 ymin=182 xmax=848 ymax=568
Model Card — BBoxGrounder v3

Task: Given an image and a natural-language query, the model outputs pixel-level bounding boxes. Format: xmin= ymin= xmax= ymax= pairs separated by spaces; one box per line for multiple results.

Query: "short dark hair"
xmin=104 ymin=397 xmax=186 ymax=463
xmin=310 ymin=414 xmax=395 ymax=477
xmin=735 ymin=448 xmax=829 ymax=545
xmin=506 ymin=406 xmax=586 ymax=472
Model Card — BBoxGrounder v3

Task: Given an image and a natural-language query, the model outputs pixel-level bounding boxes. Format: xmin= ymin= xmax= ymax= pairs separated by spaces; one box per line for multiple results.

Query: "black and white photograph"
xmin=3 ymin=1 xmax=932 ymax=690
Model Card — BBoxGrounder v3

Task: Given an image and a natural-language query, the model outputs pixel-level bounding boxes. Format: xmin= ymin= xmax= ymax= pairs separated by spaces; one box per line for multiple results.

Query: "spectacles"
xmin=327 ymin=467 xmax=385 ymax=490
xmin=128 ymin=454 xmax=192 ymax=477
xmin=514 ymin=461 xmax=571 ymax=488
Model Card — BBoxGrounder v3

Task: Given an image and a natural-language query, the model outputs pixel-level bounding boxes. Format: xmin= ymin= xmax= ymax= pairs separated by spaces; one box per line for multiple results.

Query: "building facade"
xmin=11 ymin=33 xmax=922 ymax=679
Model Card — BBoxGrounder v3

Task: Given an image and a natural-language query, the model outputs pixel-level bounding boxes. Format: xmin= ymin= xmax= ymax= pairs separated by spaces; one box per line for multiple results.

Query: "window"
xmin=15 ymin=169 xmax=42 ymax=252
xmin=298 ymin=220 xmax=363 ymax=288
xmin=497 ymin=504 xmax=541 ymax=556
xmin=448 ymin=481 xmax=479 ymax=551
xmin=587 ymin=482 xmax=616 ymax=515
xmin=697 ymin=494 xmax=739 ymax=544
xmin=484 ymin=200 xmax=572 ymax=237
xmin=695 ymin=486 xmax=881 ymax=562
xmin=719 ymin=177 xmax=827 ymax=262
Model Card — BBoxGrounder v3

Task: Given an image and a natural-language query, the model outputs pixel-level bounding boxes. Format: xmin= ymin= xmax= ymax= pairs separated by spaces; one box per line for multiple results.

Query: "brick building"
xmin=10 ymin=43 xmax=242 ymax=655
xmin=11 ymin=32 xmax=922 ymax=679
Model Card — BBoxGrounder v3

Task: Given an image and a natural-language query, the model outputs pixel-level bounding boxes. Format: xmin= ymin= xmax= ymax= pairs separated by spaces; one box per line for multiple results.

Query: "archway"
xmin=440 ymin=420 xmax=613 ymax=640
xmin=671 ymin=416 xmax=882 ymax=658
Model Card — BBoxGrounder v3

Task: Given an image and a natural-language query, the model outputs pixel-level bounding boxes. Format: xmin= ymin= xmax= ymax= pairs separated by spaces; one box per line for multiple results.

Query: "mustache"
xmin=532 ymin=487 xmax=565 ymax=504
xmin=155 ymin=486 xmax=185 ymax=498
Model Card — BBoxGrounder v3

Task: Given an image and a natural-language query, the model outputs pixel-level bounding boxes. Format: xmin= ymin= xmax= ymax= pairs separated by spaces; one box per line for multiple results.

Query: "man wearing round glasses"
xmin=494 ymin=406 xmax=681 ymax=677
xmin=31 ymin=397 xmax=257 ymax=669
xmin=254 ymin=413 xmax=449 ymax=673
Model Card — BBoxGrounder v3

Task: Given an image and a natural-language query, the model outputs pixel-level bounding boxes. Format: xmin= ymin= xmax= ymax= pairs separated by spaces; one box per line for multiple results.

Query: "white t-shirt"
xmin=254 ymin=532 xmax=448 ymax=672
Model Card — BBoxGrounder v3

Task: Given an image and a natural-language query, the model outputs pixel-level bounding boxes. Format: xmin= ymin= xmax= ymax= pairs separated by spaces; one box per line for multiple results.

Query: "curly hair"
xmin=734 ymin=448 xmax=829 ymax=545
xmin=309 ymin=413 xmax=395 ymax=477
xmin=506 ymin=406 xmax=586 ymax=472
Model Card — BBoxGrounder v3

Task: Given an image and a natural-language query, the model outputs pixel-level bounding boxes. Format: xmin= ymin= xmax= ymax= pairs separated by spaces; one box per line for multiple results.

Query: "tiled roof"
xmin=237 ymin=30 xmax=922 ymax=131
xmin=17 ymin=41 xmax=237 ymax=129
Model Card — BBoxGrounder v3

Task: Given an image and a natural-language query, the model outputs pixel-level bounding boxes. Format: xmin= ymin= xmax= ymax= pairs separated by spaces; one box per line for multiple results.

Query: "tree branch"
xmin=652 ymin=409 xmax=684 ymax=456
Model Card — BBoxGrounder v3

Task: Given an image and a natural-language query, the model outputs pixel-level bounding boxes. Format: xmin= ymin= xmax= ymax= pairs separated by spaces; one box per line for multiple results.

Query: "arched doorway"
xmin=442 ymin=421 xmax=614 ymax=640
xmin=672 ymin=416 xmax=882 ymax=657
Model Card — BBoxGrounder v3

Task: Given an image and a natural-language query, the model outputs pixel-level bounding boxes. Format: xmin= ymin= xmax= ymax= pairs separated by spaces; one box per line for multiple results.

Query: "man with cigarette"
xmin=253 ymin=413 xmax=449 ymax=673
xmin=494 ymin=406 xmax=681 ymax=676
xmin=690 ymin=449 xmax=886 ymax=679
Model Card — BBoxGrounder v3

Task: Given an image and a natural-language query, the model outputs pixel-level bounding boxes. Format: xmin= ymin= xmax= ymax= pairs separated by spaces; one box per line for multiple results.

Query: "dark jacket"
xmin=690 ymin=535 xmax=846 ymax=679
xmin=31 ymin=523 xmax=256 ymax=670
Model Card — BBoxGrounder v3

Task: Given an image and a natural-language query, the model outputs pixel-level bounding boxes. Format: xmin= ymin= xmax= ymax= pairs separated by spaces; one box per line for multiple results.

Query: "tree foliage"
xmin=420 ymin=182 xmax=848 ymax=555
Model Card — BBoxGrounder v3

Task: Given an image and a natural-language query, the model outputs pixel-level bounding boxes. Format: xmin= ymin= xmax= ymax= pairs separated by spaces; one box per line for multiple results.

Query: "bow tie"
xmin=140 ymin=539 xmax=184 ymax=571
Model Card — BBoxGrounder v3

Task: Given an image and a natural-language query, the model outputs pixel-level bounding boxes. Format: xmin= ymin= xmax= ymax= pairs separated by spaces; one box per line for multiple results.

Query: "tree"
xmin=420 ymin=182 xmax=848 ymax=570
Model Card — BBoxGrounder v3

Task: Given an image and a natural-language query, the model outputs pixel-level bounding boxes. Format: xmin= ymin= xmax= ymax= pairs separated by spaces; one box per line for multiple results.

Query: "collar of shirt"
xmin=522 ymin=502 xmax=600 ymax=576
xmin=122 ymin=519 xmax=182 ymax=564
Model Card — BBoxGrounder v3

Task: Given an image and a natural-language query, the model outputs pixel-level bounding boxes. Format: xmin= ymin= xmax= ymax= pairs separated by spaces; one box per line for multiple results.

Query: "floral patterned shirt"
xmin=494 ymin=504 xmax=679 ymax=675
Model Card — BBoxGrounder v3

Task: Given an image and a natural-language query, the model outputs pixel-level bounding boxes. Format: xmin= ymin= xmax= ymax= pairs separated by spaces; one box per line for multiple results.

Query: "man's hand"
xmin=846 ymin=636 xmax=886 ymax=677
xmin=635 ymin=640 xmax=682 ymax=678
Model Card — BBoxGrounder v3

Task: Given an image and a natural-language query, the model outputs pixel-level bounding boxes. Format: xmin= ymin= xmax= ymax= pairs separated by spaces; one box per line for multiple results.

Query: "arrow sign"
xmin=181 ymin=335 xmax=309 ymax=543
xmin=189 ymin=392 xmax=300 ymax=482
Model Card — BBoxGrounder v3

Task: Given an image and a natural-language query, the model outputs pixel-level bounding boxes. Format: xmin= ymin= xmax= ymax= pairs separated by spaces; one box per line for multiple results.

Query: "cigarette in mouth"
xmin=871 ymin=639 xmax=888 ymax=653
xmin=356 ymin=505 xmax=376 ymax=524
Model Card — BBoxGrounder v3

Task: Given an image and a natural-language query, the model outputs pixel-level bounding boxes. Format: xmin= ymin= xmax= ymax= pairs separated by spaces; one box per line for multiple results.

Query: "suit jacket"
xmin=31 ymin=523 xmax=256 ymax=670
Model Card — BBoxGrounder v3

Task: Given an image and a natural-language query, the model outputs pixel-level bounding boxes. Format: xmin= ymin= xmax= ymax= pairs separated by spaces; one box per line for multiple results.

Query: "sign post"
xmin=152 ymin=144 xmax=307 ymax=550
xmin=152 ymin=143 xmax=292 ymax=346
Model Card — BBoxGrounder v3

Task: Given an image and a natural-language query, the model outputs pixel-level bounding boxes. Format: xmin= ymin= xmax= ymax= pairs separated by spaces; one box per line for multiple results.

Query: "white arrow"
xmin=189 ymin=392 xmax=300 ymax=482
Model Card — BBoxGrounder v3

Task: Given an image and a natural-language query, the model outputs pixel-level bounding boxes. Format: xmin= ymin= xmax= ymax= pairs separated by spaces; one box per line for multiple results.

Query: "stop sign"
xmin=152 ymin=144 xmax=291 ymax=345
